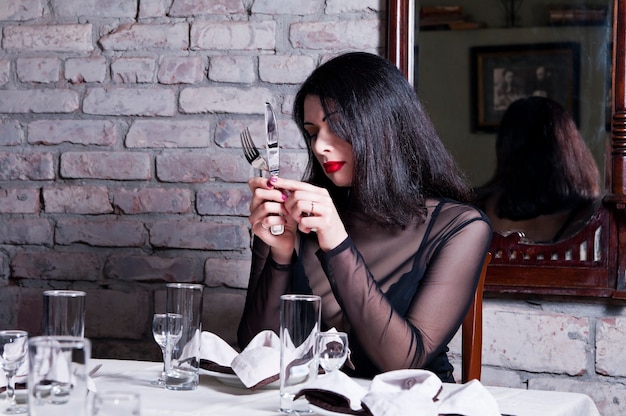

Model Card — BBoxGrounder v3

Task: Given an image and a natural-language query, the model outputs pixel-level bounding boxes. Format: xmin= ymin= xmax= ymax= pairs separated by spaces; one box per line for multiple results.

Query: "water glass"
xmin=28 ymin=336 xmax=90 ymax=416
xmin=279 ymin=294 xmax=321 ymax=414
xmin=42 ymin=290 xmax=86 ymax=337
xmin=92 ymin=391 xmax=140 ymax=416
xmin=151 ymin=313 xmax=183 ymax=386
xmin=316 ymin=331 xmax=348 ymax=374
xmin=164 ymin=283 xmax=203 ymax=391
xmin=0 ymin=330 xmax=28 ymax=415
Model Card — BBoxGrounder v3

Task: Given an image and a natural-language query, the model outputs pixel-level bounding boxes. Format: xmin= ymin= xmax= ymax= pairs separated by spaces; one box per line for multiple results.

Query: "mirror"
xmin=386 ymin=0 xmax=626 ymax=299
xmin=415 ymin=0 xmax=610 ymax=189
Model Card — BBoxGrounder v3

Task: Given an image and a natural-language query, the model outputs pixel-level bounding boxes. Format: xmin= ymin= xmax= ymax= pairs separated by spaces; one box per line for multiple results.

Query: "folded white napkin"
xmin=199 ymin=330 xmax=280 ymax=390
xmin=296 ymin=369 xmax=501 ymax=416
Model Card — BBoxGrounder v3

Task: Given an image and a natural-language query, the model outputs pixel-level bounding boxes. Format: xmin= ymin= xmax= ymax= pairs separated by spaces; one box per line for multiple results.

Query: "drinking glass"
xmin=42 ymin=290 xmax=86 ymax=337
xmin=316 ymin=332 xmax=348 ymax=375
xmin=279 ymin=294 xmax=321 ymax=414
xmin=92 ymin=391 xmax=140 ymax=416
xmin=164 ymin=283 xmax=203 ymax=391
xmin=0 ymin=330 xmax=28 ymax=415
xmin=28 ymin=336 xmax=90 ymax=416
xmin=150 ymin=313 xmax=183 ymax=387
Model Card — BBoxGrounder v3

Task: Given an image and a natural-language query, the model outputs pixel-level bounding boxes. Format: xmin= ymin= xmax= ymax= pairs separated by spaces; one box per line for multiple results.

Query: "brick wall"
xmin=1 ymin=1 xmax=624 ymax=415
xmin=0 ymin=0 xmax=384 ymax=355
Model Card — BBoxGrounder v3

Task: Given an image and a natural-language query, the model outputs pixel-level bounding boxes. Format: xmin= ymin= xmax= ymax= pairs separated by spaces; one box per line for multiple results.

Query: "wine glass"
xmin=316 ymin=331 xmax=348 ymax=375
xmin=0 ymin=330 xmax=28 ymax=415
xmin=151 ymin=313 xmax=183 ymax=386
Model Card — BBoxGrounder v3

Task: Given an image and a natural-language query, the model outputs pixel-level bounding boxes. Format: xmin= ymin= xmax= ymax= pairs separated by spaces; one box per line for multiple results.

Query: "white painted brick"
xmin=52 ymin=0 xmax=137 ymax=17
xmin=530 ymin=377 xmax=624 ymax=416
xmin=259 ymin=55 xmax=316 ymax=84
xmin=0 ymin=0 xmax=43 ymax=20
xmin=126 ymin=120 xmax=211 ymax=148
xmin=325 ymin=0 xmax=381 ymax=14
xmin=3 ymin=24 xmax=93 ymax=52
xmin=214 ymin=118 xmax=304 ymax=150
xmin=204 ymin=257 xmax=250 ymax=289
xmin=483 ymin=306 xmax=589 ymax=375
xmin=0 ymin=60 xmax=9 ymax=86
xmin=83 ymin=88 xmax=177 ymax=116
xmin=111 ymin=57 xmax=157 ymax=83
xmin=179 ymin=86 xmax=273 ymax=114
xmin=65 ymin=57 xmax=107 ymax=83
xmin=0 ymin=121 xmax=22 ymax=146
xmin=158 ymin=56 xmax=205 ymax=84
xmin=28 ymin=120 xmax=117 ymax=146
xmin=169 ymin=0 xmax=245 ymax=16
xmin=0 ymin=90 xmax=79 ymax=113
xmin=139 ymin=0 xmax=168 ymax=17
xmin=209 ymin=56 xmax=255 ymax=83
xmin=191 ymin=21 xmax=276 ymax=50
xmin=480 ymin=367 xmax=527 ymax=389
xmin=596 ymin=316 xmax=626 ymax=376
xmin=290 ymin=19 xmax=382 ymax=50
xmin=99 ymin=23 xmax=189 ymax=51
xmin=16 ymin=57 xmax=61 ymax=83
xmin=251 ymin=0 xmax=318 ymax=15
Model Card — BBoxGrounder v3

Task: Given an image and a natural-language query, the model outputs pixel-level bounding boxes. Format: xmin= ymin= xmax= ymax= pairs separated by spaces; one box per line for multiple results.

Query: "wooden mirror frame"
xmin=386 ymin=0 xmax=626 ymax=300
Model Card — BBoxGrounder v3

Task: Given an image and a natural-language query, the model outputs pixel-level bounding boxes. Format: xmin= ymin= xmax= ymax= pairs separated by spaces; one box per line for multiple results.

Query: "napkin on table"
xmin=295 ymin=368 xmax=501 ymax=416
xmin=199 ymin=330 xmax=280 ymax=390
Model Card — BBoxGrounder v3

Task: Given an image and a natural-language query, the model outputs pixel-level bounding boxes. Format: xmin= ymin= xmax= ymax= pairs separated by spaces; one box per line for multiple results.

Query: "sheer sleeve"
xmin=317 ymin=206 xmax=491 ymax=374
xmin=236 ymin=236 xmax=292 ymax=349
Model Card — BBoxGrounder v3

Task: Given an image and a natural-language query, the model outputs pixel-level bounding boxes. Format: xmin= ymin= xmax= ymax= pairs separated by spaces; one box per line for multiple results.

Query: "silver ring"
xmin=310 ymin=201 xmax=315 ymax=216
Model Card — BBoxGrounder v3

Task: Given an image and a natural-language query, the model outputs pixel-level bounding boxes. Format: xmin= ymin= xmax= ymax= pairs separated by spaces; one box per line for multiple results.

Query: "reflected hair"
xmin=475 ymin=96 xmax=601 ymax=220
xmin=293 ymin=52 xmax=470 ymax=227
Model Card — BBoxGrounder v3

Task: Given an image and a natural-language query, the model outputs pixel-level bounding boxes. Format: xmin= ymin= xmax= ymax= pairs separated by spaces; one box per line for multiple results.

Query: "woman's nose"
xmin=312 ymin=130 xmax=332 ymax=154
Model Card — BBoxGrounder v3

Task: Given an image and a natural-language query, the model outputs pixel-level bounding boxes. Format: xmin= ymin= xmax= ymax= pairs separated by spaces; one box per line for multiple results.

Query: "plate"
xmin=202 ymin=370 xmax=279 ymax=390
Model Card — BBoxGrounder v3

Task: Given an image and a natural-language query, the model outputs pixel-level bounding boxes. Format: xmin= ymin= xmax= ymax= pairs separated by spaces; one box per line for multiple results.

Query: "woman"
xmin=237 ymin=52 xmax=492 ymax=382
xmin=474 ymin=96 xmax=601 ymax=243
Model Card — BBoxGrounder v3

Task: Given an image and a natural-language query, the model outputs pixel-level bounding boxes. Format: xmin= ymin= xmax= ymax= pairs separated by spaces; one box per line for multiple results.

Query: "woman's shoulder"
xmin=427 ymin=198 xmax=491 ymax=227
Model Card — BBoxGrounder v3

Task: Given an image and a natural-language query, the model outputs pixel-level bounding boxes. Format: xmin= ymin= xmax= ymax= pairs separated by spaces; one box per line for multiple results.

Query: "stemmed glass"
xmin=0 ymin=330 xmax=28 ymax=414
xmin=316 ymin=331 xmax=348 ymax=375
xmin=151 ymin=313 xmax=183 ymax=387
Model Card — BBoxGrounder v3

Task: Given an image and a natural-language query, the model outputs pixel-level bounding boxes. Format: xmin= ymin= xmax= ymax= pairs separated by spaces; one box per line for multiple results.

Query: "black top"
xmin=238 ymin=198 xmax=492 ymax=382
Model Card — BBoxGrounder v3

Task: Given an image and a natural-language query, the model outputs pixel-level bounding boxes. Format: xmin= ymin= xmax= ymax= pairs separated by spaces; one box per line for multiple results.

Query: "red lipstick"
xmin=323 ymin=161 xmax=345 ymax=174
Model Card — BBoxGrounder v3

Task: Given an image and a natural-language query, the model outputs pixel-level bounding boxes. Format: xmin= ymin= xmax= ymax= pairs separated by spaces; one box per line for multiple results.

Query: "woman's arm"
xmin=319 ymin=212 xmax=492 ymax=372
xmin=236 ymin=236 xmax=292 ymax=349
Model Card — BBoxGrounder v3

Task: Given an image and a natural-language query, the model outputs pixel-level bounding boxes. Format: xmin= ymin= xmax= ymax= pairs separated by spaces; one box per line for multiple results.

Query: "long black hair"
xmin=292 ymin=52 xmax=470 ymax=227
xmin=474 ymin=96 xmax=601 ymax=220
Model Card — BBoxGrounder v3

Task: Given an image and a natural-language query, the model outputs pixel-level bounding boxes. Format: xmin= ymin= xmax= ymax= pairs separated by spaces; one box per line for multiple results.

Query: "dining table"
xmin=89 ymin=358 xmax=601 ymax=416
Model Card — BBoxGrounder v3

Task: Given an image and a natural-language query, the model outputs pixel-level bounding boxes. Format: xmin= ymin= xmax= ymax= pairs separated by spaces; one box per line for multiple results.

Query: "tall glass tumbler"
xmin=28 ymin=336 xmax=91 ymax=416
xmin=164 ymin=283 xmax=203 ymax=391
xmin=42 ymin=290 xmax=86 ymax=337
xmin=279 ymin=294 xmax=321 ymax=414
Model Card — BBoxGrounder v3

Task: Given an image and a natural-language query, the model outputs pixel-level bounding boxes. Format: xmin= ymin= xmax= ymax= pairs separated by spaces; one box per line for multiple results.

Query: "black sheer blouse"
xmin=237 ymin=198 xmax=492 ymax=382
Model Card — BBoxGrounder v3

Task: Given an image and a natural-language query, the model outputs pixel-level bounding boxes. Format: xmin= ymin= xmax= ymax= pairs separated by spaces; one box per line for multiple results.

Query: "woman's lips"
xmin=323 ymin=161 xmax=345 ymax=174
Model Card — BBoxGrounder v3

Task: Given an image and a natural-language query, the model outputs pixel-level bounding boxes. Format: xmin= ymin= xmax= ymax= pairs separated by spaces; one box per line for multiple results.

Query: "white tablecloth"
xmin=90 ymin=359 xmax=600 ymax=416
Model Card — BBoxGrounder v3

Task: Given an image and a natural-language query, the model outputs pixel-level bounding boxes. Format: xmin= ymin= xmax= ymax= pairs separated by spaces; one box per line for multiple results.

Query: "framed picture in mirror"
xmin=470 ymin=42 xmax=581 ymax=132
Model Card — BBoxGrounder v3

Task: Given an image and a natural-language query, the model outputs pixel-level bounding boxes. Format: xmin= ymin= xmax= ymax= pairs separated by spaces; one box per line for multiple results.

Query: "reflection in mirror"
xmin=415 ymin=0 xmax=612 ymax=186
xmin=473 ymin=96 xmax=602 ymax=243
xmin=415 ymin=0 xmax=612 ymax=243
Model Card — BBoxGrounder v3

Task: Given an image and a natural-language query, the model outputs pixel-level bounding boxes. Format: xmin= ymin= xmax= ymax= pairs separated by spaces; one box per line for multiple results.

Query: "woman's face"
xmin=303 ymin=95 xmax=353 ymax=187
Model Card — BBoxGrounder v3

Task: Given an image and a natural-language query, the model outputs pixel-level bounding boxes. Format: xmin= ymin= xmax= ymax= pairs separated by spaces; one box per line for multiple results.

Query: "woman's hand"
xmin=271 ymin=177 xmax=348 ymax=252
xmin=248 ymin=176 xmax=296 ymax=263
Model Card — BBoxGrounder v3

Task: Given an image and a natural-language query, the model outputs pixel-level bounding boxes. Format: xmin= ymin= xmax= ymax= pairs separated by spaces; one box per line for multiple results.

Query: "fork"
xmin=240 ymin=128 xmax=268 ymax=171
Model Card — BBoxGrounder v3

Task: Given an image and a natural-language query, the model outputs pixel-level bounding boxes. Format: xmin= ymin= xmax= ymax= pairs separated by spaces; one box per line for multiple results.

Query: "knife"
xmin=265 ymin=102 xmax=284 ymax=235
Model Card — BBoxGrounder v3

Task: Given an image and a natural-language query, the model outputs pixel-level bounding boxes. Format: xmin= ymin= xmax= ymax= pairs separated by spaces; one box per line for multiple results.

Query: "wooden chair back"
xmin=461 ymin=251 xmax=492 ymax=383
